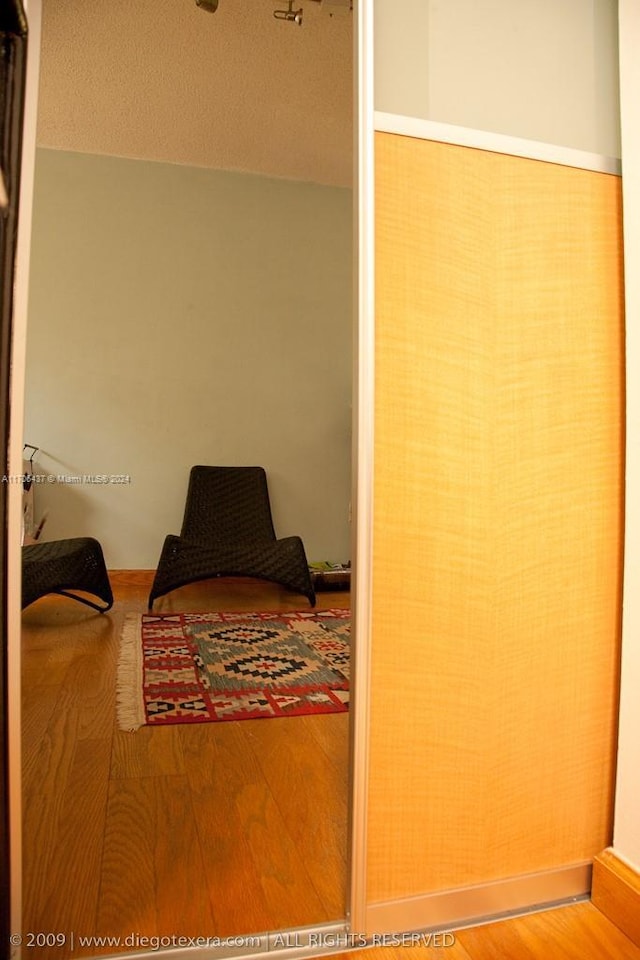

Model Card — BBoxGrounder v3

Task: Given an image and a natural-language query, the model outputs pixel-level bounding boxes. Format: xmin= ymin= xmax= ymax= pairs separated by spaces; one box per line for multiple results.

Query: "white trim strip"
xmin=9 ymin=3 xmax=43 ymax=958
xmin=363 ymin=862 xmax=592 ymax=937
xmin=374 ymin=111 xmax=622 ymax=176
xmin=613 ymin=0 xmax=640 ymax=871
xmin=348 ymin=0 xmax=374 ymax=936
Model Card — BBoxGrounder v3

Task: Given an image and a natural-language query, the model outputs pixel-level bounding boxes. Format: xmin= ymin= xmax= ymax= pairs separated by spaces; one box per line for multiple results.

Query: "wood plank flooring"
xmin=21 ymin=575 xmax=350 ymax=957
xmin=20 ymin=574 xmax=640 ymax=960
xmin=335 ymin=901 xmax=640 ymax=959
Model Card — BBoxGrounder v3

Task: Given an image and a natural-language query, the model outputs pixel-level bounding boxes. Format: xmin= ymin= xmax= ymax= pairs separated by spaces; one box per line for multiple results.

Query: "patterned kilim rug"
xmin=117 ymin=609 xmax=350 ymax=730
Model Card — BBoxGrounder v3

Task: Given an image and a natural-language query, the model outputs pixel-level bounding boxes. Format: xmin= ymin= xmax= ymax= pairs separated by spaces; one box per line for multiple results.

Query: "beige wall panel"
xmin=367 ymin=132 xmax=624 ymax=905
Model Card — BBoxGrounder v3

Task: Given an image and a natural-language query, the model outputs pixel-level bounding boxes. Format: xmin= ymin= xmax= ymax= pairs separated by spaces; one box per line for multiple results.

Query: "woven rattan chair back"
xmin=180 ymin=466 xmax=277 ymax=545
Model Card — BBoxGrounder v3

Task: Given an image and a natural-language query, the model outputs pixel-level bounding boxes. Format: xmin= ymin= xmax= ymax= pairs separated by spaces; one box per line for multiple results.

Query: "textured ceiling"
xmin=36 ymin=0 xmax=354 ymax=187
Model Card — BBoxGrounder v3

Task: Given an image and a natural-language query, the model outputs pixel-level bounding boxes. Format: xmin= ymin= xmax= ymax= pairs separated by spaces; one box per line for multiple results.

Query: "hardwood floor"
xmin=20 ymin=575 xmax=640 ymax=960
xmin=21 ymin=575 xmax=350 ymax=957
xmin=335 ymin=901 xmax=640 ymax=959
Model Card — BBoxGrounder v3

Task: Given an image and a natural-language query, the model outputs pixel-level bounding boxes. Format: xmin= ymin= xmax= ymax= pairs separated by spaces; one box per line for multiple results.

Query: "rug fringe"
xmin=116 ymin=613 xmax=145 ymax=731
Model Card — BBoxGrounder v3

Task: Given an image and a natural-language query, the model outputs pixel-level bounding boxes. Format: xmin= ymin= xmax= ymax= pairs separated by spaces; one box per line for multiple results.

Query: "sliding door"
xmin=363 ymin=129 xmax=624 ymax=932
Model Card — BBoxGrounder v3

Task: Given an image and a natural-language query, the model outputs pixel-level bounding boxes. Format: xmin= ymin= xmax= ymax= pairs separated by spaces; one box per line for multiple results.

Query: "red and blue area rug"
xmin=117 ymin=609 xmax=350 ymax=730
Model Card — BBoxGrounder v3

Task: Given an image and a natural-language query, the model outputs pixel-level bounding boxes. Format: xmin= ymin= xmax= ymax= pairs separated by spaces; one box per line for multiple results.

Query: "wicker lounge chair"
xmin=22 ymin=537 xmax=114 ymax=612
xmin=148 ymin=465 xmax=316 ymax=610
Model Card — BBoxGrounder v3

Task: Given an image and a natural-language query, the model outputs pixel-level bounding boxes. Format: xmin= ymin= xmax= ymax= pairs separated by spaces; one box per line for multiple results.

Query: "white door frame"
xmin=8 ymin=0 xmax=42 ymax=954
xmin=347 ymin=0 xmax=374 ymax=934
xmin=612 ymin=0 xmax=640 ymax=873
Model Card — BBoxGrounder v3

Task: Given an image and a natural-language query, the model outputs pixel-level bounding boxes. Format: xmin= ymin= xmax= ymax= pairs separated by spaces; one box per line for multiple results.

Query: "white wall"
xmin=374 ymin=0 xmax=620 ymax=158
xmin=24 ymin=149 xmax=353 ymax=568
xmin=613 ymin=0 xmax=640 ymax=876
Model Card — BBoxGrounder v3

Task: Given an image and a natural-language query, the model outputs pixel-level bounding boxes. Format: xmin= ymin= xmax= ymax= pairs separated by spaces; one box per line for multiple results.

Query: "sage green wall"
xmin=24 ymin=149 xmax=353 ymax=569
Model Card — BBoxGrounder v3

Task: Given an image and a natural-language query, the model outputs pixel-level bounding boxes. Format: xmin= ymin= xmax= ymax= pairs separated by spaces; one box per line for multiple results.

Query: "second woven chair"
xmin=148 ymin=465 xmax=316 ymax=610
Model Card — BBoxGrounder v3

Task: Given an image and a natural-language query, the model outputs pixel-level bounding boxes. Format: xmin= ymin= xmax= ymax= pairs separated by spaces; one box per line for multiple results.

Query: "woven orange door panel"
xmin=366 ymin=132 xmax=624 ymax=917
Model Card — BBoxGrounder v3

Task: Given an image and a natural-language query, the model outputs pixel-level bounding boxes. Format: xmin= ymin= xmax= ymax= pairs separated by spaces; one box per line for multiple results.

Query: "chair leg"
xmin=54 ymin=589 xmax=113 ymax=613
